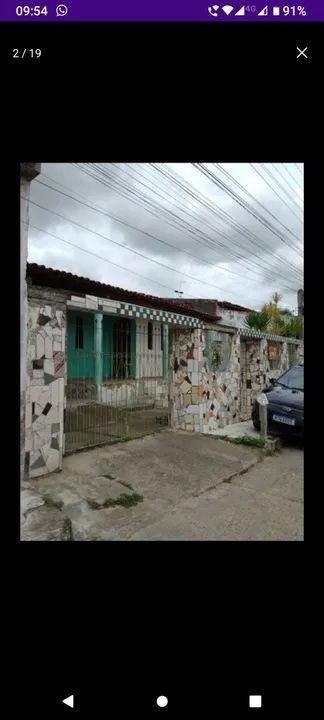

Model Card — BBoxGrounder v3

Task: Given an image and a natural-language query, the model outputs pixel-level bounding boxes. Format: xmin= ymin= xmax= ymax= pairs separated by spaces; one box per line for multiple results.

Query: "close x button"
xmin=296 ymin=46 xmax=308 ymax=59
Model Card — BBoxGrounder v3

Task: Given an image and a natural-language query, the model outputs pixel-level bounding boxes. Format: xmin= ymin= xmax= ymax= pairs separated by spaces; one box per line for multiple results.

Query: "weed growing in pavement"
xmin=102 ymin=492 xmax=144 ymax=509
xmin=222 ymin=436 xmax=266 ymax=448
xmin=87 ymin=492 xmax=144 ymax=510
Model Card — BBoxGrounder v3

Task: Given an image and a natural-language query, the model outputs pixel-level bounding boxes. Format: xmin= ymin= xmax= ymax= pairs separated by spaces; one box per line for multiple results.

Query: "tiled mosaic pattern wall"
xmin=25 ymin=294 xmax=66 ymax=478
xmin=239 ymin=339 xmax=288 ymax=420
xmin=25 ymin=285 xmax=304 ymax=476
xmin=169 ymin=328 xmax=203 ymax=432
xmin=201 ymin=332 xmax=242 ymax=432
xmin=169 ymin=328 xmax=304 ymax=435
xmin=169 ymin=328 xmax=244 ymax=433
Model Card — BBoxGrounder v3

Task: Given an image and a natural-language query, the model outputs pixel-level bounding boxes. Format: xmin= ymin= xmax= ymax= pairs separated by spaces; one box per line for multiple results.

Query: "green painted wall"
xmin=102 ymin=315 xmax=113 ymax=379
xmin=162 ymin=325 xmax=169 ymax=380
xmin=67 ymin=311 xmax=136 ymax=380
xmin=67 ymin=310 xmax=95 ymax=378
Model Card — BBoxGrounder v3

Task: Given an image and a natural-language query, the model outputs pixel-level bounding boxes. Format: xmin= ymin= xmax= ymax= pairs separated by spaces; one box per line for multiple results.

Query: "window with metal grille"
xmin=207 ymin=331 xmax=231 ymax=372
xmin=148 ymin=321 xmax=153 ymax=350
xmin=75 ymin=317 xmax=83 ymax=349
xmin=288 ymin=343 xmax=297 ymax=367
xmin=268 ymin=342 xmax=281 ymax=370
xmin=113 ymin=318 xmax=131 ymax=379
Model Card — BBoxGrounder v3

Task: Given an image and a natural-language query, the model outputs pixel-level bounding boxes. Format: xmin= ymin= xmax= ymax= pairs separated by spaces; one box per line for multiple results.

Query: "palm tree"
xmin=272 ymin=292 xmax=282 ymax=306
xmin=244 ymin=311 xmax=270 ymax=332
xmin=244 ymin=293 xmax=302 ymax=338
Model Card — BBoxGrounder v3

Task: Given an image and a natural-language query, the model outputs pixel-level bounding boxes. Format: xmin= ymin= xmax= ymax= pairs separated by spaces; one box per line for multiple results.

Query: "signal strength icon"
xmin=258 ymin=5 xmax=268 ymax=14
xmin=222 ymin=5 xmax=234 ymax=14
xmin=235 ymin=5 xmax=245 ymax=14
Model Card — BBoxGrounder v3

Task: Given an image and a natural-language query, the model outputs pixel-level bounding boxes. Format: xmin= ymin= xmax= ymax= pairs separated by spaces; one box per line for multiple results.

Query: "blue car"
xmin=251 ymin=364 xmax=304 ymax=438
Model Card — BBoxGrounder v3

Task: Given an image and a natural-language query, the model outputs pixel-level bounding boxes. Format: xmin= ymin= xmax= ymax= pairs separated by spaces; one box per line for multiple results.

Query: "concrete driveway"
xmin=21 ymin=429 xmax=303 ymax=541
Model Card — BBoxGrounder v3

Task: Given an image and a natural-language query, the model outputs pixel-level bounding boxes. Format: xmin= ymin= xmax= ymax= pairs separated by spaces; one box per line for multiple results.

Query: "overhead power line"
xmin=27 ymin=197 xmax=278 ymax=304
xmin=249 ymin=163 xmax=304 ymax=225
xmin=212 ymin=162 xmax=302 ymax=251
xmin=36 ymin=176 xmax=281 ymax=288
xmin=260 ymin=164 xmax=303 ymax=214
xmin=26 ymin=222 xmax=185 ymax=295
xmin=77 ymin=162 xmax=302 ymax=289
xmin=147 ymin=162 xmax=303 ymax=276
xmin=270 ymin=163 xmax=304 ymax=203
xmin=193 ymin=162 xmax=303 ymax=259
xmin=294 ymin=162 xmax=304 ymax=177
xmin=36 ymin=173 xmax=302 ymax=291
xmin=283 ymin=163 xmax=303 ymax=190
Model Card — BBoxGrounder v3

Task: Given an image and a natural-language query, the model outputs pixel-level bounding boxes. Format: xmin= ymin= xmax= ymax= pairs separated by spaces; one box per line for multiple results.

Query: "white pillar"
xmin=20 ymin=163 xmax=41 ymax=482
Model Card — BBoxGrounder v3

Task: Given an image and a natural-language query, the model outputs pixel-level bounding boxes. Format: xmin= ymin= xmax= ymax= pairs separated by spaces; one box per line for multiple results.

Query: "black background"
xmin=3 ymin=19 xmax=320 ymax=717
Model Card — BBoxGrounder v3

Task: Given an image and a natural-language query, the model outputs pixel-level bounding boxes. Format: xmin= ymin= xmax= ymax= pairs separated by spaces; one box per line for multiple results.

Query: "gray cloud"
xmin=28 ymin=162 xmax=303 ymax=311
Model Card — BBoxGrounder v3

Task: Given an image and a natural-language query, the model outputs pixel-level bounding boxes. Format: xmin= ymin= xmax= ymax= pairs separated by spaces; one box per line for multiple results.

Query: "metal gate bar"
xmin=65 ymin=323 xmax=169 ymax=453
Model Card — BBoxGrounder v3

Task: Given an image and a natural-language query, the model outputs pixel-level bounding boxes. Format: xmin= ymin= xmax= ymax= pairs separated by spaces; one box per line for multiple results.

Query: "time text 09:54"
xmin=16 ymin=6 xmax=48 ymax=15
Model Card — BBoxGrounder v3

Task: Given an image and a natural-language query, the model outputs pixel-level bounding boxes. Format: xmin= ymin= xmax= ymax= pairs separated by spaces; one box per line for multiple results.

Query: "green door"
xmin=67 ymin=310 xmax=95 ymax=379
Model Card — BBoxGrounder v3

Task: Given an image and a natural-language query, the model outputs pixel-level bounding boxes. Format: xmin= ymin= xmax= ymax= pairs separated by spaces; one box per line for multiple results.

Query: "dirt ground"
xmin=65 ymin=404 xmax=169 ymax=453
xmin=21 ymin=429 xmax=303 ymax=541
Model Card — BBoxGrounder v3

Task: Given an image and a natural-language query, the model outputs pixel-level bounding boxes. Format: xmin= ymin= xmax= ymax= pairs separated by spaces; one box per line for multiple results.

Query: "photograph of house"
xmin=21 ymin=162 xmax=304 ymax=541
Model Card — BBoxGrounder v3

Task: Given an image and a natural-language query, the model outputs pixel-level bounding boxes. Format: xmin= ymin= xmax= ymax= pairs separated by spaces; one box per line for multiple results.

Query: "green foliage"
xmin=226 ymin=436 xmax=265 ymax=448
xmin=87 ymin=492 xmax=144 ymax=510
xmin=102 ymin=493 xmax=144 ymax=509
xmin=244 ymin=311 xmax=270 ymax=332
xmin=247 ymin=291 xmax=303 ymax=338
xmin=283 ymin=316 xmax=303 ymax=338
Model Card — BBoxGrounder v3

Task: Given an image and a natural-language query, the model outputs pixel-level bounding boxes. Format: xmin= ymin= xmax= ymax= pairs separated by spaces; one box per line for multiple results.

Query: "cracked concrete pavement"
xmin=20 ymin=429 xmax=303 ymax=541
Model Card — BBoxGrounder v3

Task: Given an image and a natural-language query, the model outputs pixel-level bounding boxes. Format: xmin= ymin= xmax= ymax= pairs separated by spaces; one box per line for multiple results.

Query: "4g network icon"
xmin=207 ymin=5 xmax=259 ymax=16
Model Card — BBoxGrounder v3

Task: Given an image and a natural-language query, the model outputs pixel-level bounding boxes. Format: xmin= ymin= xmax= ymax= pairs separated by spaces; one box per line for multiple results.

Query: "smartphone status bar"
xmin=0 ymin=2 xmax=323 ymax=22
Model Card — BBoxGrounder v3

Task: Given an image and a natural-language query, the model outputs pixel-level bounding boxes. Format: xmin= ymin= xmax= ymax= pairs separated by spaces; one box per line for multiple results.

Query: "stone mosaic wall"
xmin=169 ymin=327 xmax=304 ymax=435
xmin=25 ymin=284 xmax=304 ymax=474
xmin=201 ymin=331 xmax=241 ymax=432
xmin=169 ymin=328 xmax=203 ymax=432
xmin=25 ymin=288 xmax=67 ymax=479
xmin=239 ymin=339 xmax=289 ymax=420
xmin=169 ymin=328 xmax=244 ymax=433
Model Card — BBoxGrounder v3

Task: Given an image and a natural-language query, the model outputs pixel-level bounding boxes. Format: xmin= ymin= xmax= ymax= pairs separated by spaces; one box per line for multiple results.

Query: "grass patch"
xmin=102 ymin=492 xmax=144 ymax=509
xmin=224 ymin=436 xmax=265 ymax=449
xmin=87 ymin=492 xmax=144 ymax=510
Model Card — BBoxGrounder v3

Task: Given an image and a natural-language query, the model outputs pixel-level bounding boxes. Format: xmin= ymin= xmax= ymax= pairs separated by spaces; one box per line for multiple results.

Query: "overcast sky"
xmin=27 ymin=163 xmax=304 ymax=312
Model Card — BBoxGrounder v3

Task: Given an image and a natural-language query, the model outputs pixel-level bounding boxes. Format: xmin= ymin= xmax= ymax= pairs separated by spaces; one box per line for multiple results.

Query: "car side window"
xmin=283 ymin=367 xmax=304 ymax=390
